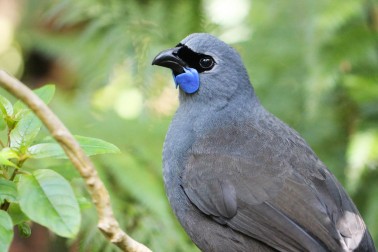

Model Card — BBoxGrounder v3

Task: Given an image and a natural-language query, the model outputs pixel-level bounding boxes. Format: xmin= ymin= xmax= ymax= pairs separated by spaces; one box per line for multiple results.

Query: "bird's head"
xmin=152 ymin=33 xmax=254 ymax=105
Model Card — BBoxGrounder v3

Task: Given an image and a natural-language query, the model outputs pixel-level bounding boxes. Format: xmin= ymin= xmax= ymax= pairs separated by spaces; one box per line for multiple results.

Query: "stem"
xmin=6 ymin=124 xmax=11 ymax=147
xmin=0 ymin=70 xmax=152 ymax=252
xmin=0 ymin=159 xmax=26 ymax=211
xmin=0 ymin=202 xmax=9 ymax=210
xmin=9 ymin=168 xmax=17 ymax=181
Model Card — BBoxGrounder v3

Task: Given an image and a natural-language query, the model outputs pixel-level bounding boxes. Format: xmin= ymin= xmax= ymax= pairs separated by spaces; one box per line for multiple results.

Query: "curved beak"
xmin=152 ymin=47 xmax=186 ymax=75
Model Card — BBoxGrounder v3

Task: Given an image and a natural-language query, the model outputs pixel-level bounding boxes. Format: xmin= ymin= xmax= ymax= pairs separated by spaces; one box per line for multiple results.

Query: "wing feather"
xmin=182 ymin=120 xmax=373 ymax=251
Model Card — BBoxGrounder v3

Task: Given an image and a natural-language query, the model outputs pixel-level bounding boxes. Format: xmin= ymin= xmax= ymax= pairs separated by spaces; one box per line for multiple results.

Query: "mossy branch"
xmin=0 ymin=70 xmax=152 ymax=252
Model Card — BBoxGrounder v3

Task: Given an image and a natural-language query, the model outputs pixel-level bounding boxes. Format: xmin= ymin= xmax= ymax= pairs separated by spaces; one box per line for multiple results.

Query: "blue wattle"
xmin=173 ymin=67 xmax=200 ymax=94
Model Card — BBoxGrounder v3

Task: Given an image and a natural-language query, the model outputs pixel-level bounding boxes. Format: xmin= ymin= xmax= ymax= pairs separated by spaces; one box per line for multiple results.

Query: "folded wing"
xmin=182 ymin=121 xmax=374 ymax=252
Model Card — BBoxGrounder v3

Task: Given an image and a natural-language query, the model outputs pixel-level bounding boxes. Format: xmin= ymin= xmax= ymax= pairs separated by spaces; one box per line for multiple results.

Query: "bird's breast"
xmin=162 ymin=111 xmax=197 ymax=216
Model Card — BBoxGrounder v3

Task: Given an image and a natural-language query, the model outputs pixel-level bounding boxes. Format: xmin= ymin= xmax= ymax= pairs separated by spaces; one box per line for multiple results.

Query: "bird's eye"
xmin=199 ymin=57 xmax=215 ymax=70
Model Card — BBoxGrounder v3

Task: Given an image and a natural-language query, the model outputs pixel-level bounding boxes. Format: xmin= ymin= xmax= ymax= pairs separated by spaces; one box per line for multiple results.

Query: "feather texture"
xmin=158 ymin=33 xmax=376 ymax=252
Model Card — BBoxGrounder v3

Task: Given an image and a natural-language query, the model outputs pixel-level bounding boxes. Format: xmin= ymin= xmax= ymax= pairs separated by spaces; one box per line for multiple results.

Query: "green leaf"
xmin=41 ymin=162 xmax=80 ymax=181
xmin=0 ymin=95 xmax=13 ymax=132
xmin=0 ymin=210 xmax=13 ymax=252
xmin=0 ymin=158 xmax=17 ymax=168
xmin=0 ymin=148 xmax=18 ymax=160
xmin=75 ymin=135 xmax=120 ymax=155
xmin=0 ymin=148 xmax=19 ymax=168
xmin=0 ymin=178 xmax=18 ymax=204
xmin=28 ymin=136 xmax=120 ymax=159
xmin=10 ymin=112 xmax=42 ymax=151
xmin=0 ymin=95 xmax=13 ymax=116
xmin=13 ymin=85 xmax=56 ymax=114
xmin=8 ymin=203 xmax=29 ymax=225
xmin=27 ymin=143 xmax=63 ymax=159
xmin=33 ymin=84 xmax=56 ymax=104
xmin=18 ymin=169 xmax=80 ymax=238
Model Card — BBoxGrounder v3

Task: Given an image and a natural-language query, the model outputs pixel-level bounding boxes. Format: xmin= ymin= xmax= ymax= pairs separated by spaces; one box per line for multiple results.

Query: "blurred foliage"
xmin=0 ymin=85 xmax=121 ymax=251
xmin=0 ymin=0 xmax=377 ymax=251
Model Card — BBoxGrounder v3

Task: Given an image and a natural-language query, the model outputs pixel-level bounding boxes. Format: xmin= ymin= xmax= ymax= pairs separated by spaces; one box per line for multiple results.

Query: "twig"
xmin=0 ymin=70 xmax=152 ymax=252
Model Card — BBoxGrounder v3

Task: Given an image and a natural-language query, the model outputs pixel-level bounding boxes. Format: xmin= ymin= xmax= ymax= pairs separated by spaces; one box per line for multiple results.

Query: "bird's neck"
xmin=178 ymin=81 xmax=256 ymax=112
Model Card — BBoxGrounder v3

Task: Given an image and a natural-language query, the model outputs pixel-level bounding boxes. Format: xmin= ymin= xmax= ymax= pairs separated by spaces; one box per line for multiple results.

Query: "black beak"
xmin=152 ymin=47 xmax=186 ymax=75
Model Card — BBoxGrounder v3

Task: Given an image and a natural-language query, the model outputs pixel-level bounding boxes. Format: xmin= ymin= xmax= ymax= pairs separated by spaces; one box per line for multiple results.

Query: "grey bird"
xmin=152 ymin=33 xmax=376 ymax=252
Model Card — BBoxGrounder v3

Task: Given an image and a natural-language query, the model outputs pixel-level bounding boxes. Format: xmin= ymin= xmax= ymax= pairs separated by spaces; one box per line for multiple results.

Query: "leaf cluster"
xmin=0 ymin=85 xmax=120 ymax=251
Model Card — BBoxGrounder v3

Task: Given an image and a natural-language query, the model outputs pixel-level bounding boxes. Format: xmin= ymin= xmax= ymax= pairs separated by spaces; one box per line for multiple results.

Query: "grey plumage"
xmin=152 ymin=33 xmax=376 ymax=252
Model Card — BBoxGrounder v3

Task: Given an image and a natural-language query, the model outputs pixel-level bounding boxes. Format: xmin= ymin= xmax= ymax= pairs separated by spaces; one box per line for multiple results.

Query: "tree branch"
xmin=0 ymin=70 xmax=152 ymax=252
